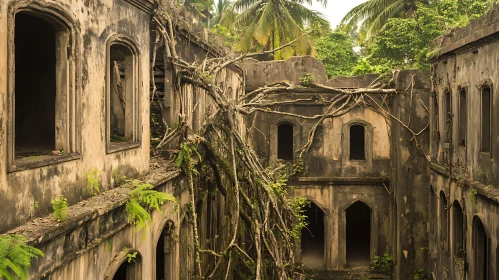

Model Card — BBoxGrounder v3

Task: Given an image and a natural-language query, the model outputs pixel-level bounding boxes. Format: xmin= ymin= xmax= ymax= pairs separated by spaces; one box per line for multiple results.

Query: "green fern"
xmin=86 ymin=169 xmax=100 ymax=196
xmin=0 ymin=234 xmax=44 ymax=280
xmin=51 ymin=196 xmax=68 ymax=222
xmin=126 ymin=181 xmax=176 ymax=233
xmin=176 ymin=142 xmax=202 ymax=175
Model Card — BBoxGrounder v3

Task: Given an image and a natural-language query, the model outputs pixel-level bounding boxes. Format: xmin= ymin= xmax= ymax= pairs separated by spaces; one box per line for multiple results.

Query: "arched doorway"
xmin=301 ymin=201 xmax=325 ymax=269
xmin=346 ymin=201 xmax=371 ymax=267
xmin=156 ymin=220 xmax=175 ymax=280
xmin=474 ymin=217 xmax=489 ymax=280
xmin=180 ymin=215 xmax=194 ymax=279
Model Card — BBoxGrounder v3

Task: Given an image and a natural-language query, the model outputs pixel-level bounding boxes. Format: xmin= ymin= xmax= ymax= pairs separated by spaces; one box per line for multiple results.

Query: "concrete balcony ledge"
xmin=293 ymin=176 xmax=389 ymax=185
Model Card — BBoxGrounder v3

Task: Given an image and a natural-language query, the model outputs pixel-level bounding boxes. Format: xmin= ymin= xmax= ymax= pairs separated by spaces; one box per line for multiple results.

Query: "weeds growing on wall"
xmin=86 ymin=169 xmax=100 ymax=196
xmin=0 ymin=234 xmax=44 ymax=280
xmin=51 ymin=196 xmax=68 ymax=223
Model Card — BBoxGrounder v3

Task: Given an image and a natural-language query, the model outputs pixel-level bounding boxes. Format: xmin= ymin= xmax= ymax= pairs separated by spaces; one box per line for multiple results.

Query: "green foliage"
xmin=126 ymin=181 xmax=177 ymax=234
xmin=176 ymin=142 xmax=202 ymax=176
xmin=51 ymin=196 xmax=68 ymax=223
xmin=0 ymin=234 xmax=44 ymax=280
xmin=288 ymin=197 xmax=310 ymax=239
xmin=372 ymin=253 xmax=394 ymax=274
xmin=298 ymin=73 xmax=315 ymax=85
xmin=413 ymin=268 xmax=426 ymax=280
xmin=315 ymin=32 xmax=359 ymax=78
xmin=113 ymin=168 xmax=126 ymax=187
xmin=122 ymin=247 xmax=138 ymax=263
xmin=86 ymin=169 xmax=100 ymax=196
xmin=469 ymin=188 xmax=478 ymax=208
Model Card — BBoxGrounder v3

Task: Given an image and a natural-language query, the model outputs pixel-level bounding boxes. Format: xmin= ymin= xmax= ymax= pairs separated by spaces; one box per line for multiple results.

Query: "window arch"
xmin=349 ymin=124 xmax=365 ymax=160
xmin=156 ymin=220 xmax=176 ymax=280
xmin=440 ymin=191 xmax=448 ymax=242
xmin=345 ymin=201 xmax=372 ymax=266
xmin=473 ymin=216 xmax=489 ymax=280
xmin=301 ymin=201 xmax=325 ymax=269
xmin=107 ymin=36 xmax=140 ymax=152
xmin=277 ymin=122 xmax=293 ymax=160
xmin=458 ymin=87 xmax=467 ymax=147
xmin=105 ymin=248 xmax=142 ymax=280
xmin=481 ymin=85 xmax=492 ymax=153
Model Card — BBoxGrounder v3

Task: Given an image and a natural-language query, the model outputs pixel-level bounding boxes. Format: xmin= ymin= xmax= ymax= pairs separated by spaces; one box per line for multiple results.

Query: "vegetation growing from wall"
xmin=150 ymin=0 xmax=430 ymax=278
xmin=51 ymin=196 xmax=68 ymax=223
xmin=0 ymin=234 xmax=44 ymax=280
xmin=86 ymin=169 xmax=100 ymax=196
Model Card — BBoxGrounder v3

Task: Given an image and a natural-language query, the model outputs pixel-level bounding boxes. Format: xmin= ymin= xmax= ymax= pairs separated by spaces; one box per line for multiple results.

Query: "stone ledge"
xmin=293 ymin=176 xmax=389 ymax=185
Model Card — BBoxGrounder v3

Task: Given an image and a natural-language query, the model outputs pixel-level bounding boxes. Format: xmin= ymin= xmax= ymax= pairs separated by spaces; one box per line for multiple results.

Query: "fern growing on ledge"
xmin=51 ymin=196 xmax=68 ymax=223
xmin=126 ymin=181 xmax=176 ymax=233
xmin=0 ymin=234 xmax=44 ymax=280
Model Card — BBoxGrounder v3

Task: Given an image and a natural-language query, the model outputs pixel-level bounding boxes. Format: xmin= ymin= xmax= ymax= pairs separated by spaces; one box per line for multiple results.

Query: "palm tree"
xmin=340 ymin=0 xmax=427 ymax=40
xmin=210 ymin=0 xmax=237 ymax=27
xmin=231 ymin=0 xmax=329 ymax=59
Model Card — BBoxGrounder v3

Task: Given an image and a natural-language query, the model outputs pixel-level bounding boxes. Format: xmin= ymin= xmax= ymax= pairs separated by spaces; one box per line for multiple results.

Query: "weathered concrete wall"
xmin=0 ymin=0 xmax=153 ymax=232
xmin=428 ymin=6 xmax=499 ymax=279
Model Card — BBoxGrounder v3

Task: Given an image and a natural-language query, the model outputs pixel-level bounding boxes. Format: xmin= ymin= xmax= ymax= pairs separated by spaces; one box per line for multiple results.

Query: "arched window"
xmin=108 ymin=39 xmax=139 ymax=151
xmin=277 ymin=123 xmax=293 ymax=160
xmin=156 ymin=220 xmax=175 ymax=280
xmin=350 ymin=124 xmax=365 ymax=160
xmin=444 ymin=90 xmax=452 ymax=142
xmin=301 ymin=201 xmax=325 ymax=269
xmin=105 ymin=249 xmax=142 ymax=280
xmin=453 ymin=201 xmax=464 ymax=258
xmin=481 ymin=85 xmax=491 ymax=152
xmin=458 ymin=88 xmax=467 ymax=147
xmin=429 ymin=188 xmax=436 ymax=235
xmin=12 ymin=11 xmax=77 ymax=162
xmin=440 ymin=191 xmax=448 ymax=242
xmin=473 ymin=217 xmax=489 ymax=280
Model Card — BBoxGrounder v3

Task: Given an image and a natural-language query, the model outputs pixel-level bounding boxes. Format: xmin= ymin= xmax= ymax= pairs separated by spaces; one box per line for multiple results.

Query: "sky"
xmin=306 ymin=0 xmax=367 ymax=30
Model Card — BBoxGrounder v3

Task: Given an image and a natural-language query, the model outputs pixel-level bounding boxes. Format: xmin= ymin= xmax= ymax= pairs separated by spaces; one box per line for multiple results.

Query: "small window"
xmin=453 ymin=201 xmax=464 ymax=258
xmin=459 ymin=88 xmax=467 ymax=147
xmin=277 ymin=123 xmax=293 ymax=160
xmin=481 ymin=86 xmax=491 ymax=153
xmin=444 ymin=91 xmax=452 ymax=143
xmin=440 ymin=191 xmax=448 ymax=242
xmin=108 ymin=41 xmax=139 ymax=150
xmin=350 ymin=124 xmax=365 ymax=160
xmin=13 ymin=12 xmax=77 ymax=162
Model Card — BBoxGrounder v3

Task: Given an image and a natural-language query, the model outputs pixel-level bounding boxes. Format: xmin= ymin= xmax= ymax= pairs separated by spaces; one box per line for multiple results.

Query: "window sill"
xmin=107 ymin=142 xmax=141 ymax=154
xmin=9 ymin=153 xmax=81 ymax=173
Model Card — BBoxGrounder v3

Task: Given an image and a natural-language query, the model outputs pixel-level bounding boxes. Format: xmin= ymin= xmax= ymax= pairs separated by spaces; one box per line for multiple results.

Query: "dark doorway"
xmin=346 ymin=201 xmax=371 ymax=267
xmin=301 ymin=202 xmax=325 ymax=269
xmin=350 ymin=124 xmax=365 ymax=160
xmin=113 ymin=261 xmax=128 ymax=280
xmin=156 ymin=221 xmax=175 ymax=280
xmin=453 ymin=201 xmax=464 ymax=258
xmin=15 ymin=13 xmax=56 ymax=157
xmin=474 ymin=218 xmax=488 ymax=280
xmin=277 ymin=123 xmax=293 ymax=160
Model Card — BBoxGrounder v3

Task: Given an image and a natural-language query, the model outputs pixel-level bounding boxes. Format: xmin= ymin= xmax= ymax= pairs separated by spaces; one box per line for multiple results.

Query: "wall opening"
xmin=346 ymin=201 xmax=371 ymax=267
xmin=453 ymin=201 xmax=464 ymax=258
xmin=156 ymin=221 xmax=175 ymax=280
xmin=180 ymin=216 xmax=193 ymax=279
xmin=473 ymin=217 xmax=488 ymax=280
xmin=459 ymin=88 xmax=467 ymax=146
xmin=444 ymin=90 xmax=452 ymax=142
xmin=481 ymin=86 xmax=491 ymax=152
xmin=440 ymin=191 xmax=448 ymax=242
xmin=301 ymin=201 xmax=324 ymax=269
xmin=277 ymin=123 xmax=293 ymax=160
xmin=113 ymin=262 xmax=128 ymax=280
xmin=349 ymin=124 xmax=365 ymax=160
xmin=15 ymin=13 xmax=57 ymax=157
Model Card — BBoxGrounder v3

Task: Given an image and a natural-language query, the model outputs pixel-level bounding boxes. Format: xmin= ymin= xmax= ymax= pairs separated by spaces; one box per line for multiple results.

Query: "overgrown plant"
xmin=86 ymin=169 xmax=100 ymax=196
xmin=51 ymin=196 xmax=68 ymax=223
xmin=122 ymin=247 xmax=138 ymax=263
xmin=125 ymin=180 xmax=176 ymax=235
xmin=372 ymin=253 xmax=394 ymax=274
xmin=0 ymin=234 xmax=44 ymax=280
xmin=469 ymin=188 xmax=478 ymax=208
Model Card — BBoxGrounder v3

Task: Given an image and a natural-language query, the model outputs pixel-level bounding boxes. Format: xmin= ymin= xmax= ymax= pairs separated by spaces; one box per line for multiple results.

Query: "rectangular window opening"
xmin=481 ymin=86 xmax=491 ymax=153
xmin=444 ymin=91 xmax=452 ymax=143
xmin=459 ymin=89 xmax=467 ymax=147
xmin=350 ymin=124 xmax=365 ymax=160
xmin=277 ymin=124 xmax=293 ymax=160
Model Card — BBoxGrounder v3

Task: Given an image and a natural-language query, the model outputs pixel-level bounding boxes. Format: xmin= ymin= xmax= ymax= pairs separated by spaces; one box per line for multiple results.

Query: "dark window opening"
xmin=453 ymin=201 xmax=464 ymax=258
xmin=430 ymin=188 xmax=435 ymax=235
xmin=474 ymin=218 xmax=488 ymax=280
xmin=459 ymin=89 xmax=467 ymax=146
xmin=113 ymin=262 xmax=128 ymax=280
xmin=301 ymin=202 xmax=324 ymax=269
xmin=481 ymin=86 xmax=491 ymax=152
xmin=440 ymin=191 xmax=448 ymax=241
xmin=346 ymin=201 xmax=371 ymax=267
xmin=15 ymin=13 xmax=56 ymax=157
xmin=444 ymin=91 xmax=452 ymax=143
xmin=156 ymin=221 xmax=174 ymax=280
xmin=110 ymin=44 xmax=135 ymax=143
xmin=350 ymin=124 xmax=365 ymax=160
xmin=277 ymin=123 xmax=293 ymax=160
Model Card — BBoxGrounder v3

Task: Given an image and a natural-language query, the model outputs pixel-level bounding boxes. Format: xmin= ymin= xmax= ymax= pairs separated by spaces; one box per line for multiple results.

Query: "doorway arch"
xmin=301 ymin=201 xmax=325 ymax=269
xmin=345 ymin=201 xmax=372 ymax=267
xmin=156 ymin=220 xmax=176 ymax=280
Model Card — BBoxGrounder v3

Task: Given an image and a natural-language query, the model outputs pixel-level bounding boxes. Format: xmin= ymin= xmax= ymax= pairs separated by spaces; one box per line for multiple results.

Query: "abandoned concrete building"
xmin=0 ymin=0 xmax=499 ymax=279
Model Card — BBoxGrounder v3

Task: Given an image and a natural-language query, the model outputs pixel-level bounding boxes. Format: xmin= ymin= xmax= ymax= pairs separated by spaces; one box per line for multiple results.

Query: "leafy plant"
xmin=176 ymin=142 xmax=202 ymax=175
xmin=86 ymin=169 xmax=100 ymax=196
xmin=51 ymin=196 xmax=68 ymax=222
xmin=113 ymin=168 xmax=126 ymax=187
xmin=414 ymin=268 xmax=426 ymax=280
xmin=372 ymin=253 xmax=394 ymax=274
xmin=0 ymin=234 xmax=44 ymax=280
xmin=126 ymin=181 xmax=176 ymax=234
xmin=122 ymin=247 xmax=137 ymax=263
xmin=299 ymin=73 xmax=315 ymax=85
xmin=469 ymin=188 xmax=478 ymax=208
